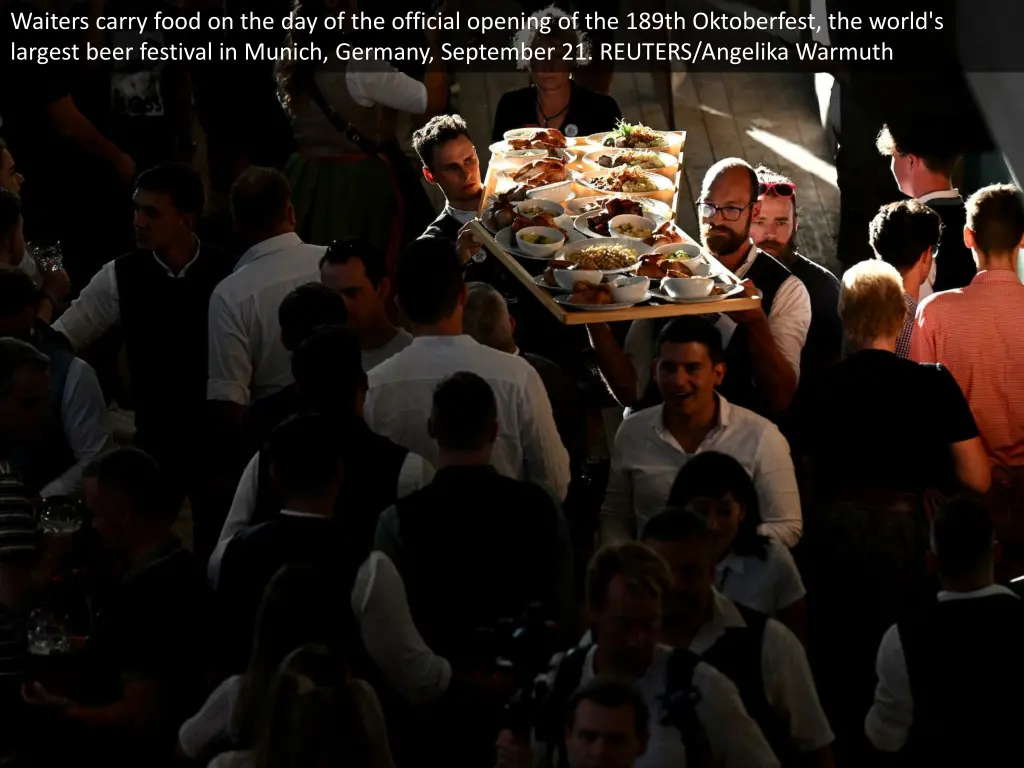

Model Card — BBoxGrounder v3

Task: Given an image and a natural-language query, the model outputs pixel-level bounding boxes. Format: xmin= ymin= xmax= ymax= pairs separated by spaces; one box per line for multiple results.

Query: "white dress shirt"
xmin=600 ymin=397 xmax=803 ymax=547
xmin=915 ymin=189 xmax=963 ymax=302
xmin=865 ymin=584 xmax=1017 ymax=753
xmin=206 ymin=449 xmax=434 ymax=587
xmin=690 ymin=590 xmax=834 ymax=754
xmin=207 ymin=233 xmax=325 ymax=406
xmin=532 ymin=643 xmax=780 ymax=767
xmin=363 ymin=328 xmax=413 ymax=373
xmin=52 ymin=248 xmax=203 ymax=351
xmin=364 ymin=335 xmax=570 ymax=500
xmin=41 ymin=357 xmax=115 ymax=499
xmin=716 ymin=538 xmax=807 ymax=617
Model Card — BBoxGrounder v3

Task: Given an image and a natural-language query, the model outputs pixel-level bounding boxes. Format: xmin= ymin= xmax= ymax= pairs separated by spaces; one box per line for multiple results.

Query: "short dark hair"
xmin=931 ymin=497 xmax=995 ymax=579
xmin=965 ymin=184 xmax=1024 ymax=255
xmin=320 ymin=238 xmax=388 ymax=287
xmin=278 ymin=283 xmax=348 ymax=352
xmin=875 ymin=122 xmax=961 ymax=176
xmin=0 ymin=337 xmax=48 ymax=398
xmin=565 ymin=678 xmax=649 ymax=740
xmin=411 ymin=114 xmax=472 ymax=170
xmin=83 ymin=447 xmax=175 ymax=521
xmin=394 ymin=238 xmax=464 ymax=325
xmin=0 ymin=187 xmax=21 ymax=241
xmin=666 ymin=452 xmax=768 ymax=558
xmin=640 ymin=505 xmax=714 ymax=550
xmin=0 ymin=265 xmax=36 ymax=317
xmin=703 ymin=157 xmax=758 ymax=206
xmin=231 ymin=166 xmax=292 ymax=235
xmin=869 ymin=200 xmax=943 ymax=271
xmin=430 ymin=372 xmax=497 ymax=451
xmin=291 ymin=326 xmax=366 ymax=414
xmin=655 ymin=316 xmax=724 ymax=364
xmin=267 ymin=414 xmax=345 ymax=498
xmin=586 ymin=541 xmax=671 ymax=612
xmin=135 ymin=163 xmax=205 ymax=217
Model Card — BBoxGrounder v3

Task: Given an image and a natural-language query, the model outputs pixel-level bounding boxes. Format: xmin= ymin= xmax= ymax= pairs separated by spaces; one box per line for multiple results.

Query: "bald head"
xmin=699 ymin=158 xmax=759 ymax=259
xmin=463 ymin=282 xmax=515 ymax=353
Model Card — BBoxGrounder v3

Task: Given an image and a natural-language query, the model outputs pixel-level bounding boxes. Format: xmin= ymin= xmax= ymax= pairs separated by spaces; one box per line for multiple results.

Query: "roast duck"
xmin=636 ymin=253 xmax=696 ymax=279
xmin=482 ymin=194 xmax=567 ymax=236
xmin=507 ymin=128 xmax=568 ymax=153
xmin=509 ymin=158 xmax=568 ymax=188
xmin=586 ymin=199 xmax=684 ymax=247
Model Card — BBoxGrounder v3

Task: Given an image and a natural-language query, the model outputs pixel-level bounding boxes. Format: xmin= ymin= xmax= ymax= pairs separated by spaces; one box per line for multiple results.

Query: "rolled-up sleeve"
xmin=767 ymin=276 xmax=812 ymax=384
xmin=353 ymin=552 xmax=451 ymax=704
xmin=752 ymin=425 xmax=803 ymax=547
xmin=207 ymin=289 xmax=252 ymax=406
xmin=52 ymin=262 xmax=120 ymax=351
xmin=519 ymin=365 xmax=570 ymax=501
xmin=865 ymin=624 xmax=913 ymax=752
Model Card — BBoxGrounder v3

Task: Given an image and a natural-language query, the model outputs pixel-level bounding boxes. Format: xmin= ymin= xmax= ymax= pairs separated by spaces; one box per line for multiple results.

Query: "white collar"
xmin=444 ymin=204 xmax=478 ymax=225
xmin=279 ymin=509 xmax=328 ymax=520
xmin=152 ymin=240 xmax=201 ymax=279
xmin=689 ymin=589 xmax=745 ymax=655
xmin=654 ymin=395 xmax=734 ymax=447
xmin=410 ymin=333 xmax=480 ymax=348
xmin=917 ymin=189 xmax=962 ymax=204
xmin=937 ymin=584 xmax=1017 ymax=602
xmin=717 ymin=549 xmax=746 ymax=577
xmin=733 ymin=243 xmax=759 ymax=279
xmin=235 ymin=233 xmax=304 ymax=271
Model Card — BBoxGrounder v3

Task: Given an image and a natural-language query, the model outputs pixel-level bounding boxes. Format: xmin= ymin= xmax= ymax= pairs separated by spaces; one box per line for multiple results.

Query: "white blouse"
xmin=715 ymin=537 xmax=807 ymax=616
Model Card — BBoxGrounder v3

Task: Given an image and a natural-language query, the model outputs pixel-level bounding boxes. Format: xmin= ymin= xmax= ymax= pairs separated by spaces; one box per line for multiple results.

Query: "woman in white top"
xmin=209 ymin=644 xmax=393 ymax=768
xmin=667 ymin=450 xmax=809 ymax=644
xmin=275 ymin=0 xmax=447 ymax=272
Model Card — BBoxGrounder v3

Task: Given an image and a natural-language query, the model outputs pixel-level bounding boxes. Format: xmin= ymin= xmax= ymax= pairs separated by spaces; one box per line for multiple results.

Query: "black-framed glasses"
xmin=759 ymin=181 xmax=796 ymax=198
xmin=698 ymin=201 xmax=753 ymax=222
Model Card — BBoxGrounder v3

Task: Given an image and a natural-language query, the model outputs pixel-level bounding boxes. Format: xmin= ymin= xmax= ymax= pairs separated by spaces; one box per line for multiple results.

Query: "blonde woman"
xmin=802 ymin=259 xmax=990 ymax=500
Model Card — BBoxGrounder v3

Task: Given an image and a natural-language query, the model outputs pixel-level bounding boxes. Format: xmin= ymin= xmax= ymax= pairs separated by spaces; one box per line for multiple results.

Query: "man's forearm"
xmin=746 ymin=316 xmax=797 ymax=412
xmin=587 ymin=324 xmax=639 ymax=407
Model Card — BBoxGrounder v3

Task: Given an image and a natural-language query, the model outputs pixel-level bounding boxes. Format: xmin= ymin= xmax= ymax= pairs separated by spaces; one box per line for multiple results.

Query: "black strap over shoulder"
xmin=661 ymin=648 xmax=711 ymax=767
xmin=308 ymin=79 xmax=383 ymax=156
xmin=535 ymin=645 xmax=590 ymax=767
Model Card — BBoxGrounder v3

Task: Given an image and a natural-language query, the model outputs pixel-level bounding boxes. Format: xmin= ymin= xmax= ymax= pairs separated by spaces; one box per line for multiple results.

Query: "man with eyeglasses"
xmin=750 ymin=166 xmax=842 ymax=393
xmin=692 ymin=159 xmax=811 ymax=418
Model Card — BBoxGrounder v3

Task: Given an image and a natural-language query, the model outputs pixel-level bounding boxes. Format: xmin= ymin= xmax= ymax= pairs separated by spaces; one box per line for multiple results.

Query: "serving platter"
xmin=554 ymin=294 xmax=653 ymax=311
xmin=648 ymin=283 xmax=746 ymax=304
xmin=581 ymin=148 xmax=679 ymax=179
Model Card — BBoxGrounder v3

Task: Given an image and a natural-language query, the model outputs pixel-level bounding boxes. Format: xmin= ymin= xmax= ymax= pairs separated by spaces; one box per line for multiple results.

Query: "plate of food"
xmin=574 ymin=199 xmax=684 ymax=248
xmin=554 ymin=282 xmax=651 ymax=310
xmin=649 ymin=281 xmax=745 ymax=303
xmin=565 ymin=195 xmax=674 ymax=220
xmin=587 ymin=122 xmax=684 ymax=156
xmin=575 ymin=167 xmax=675 ymax=204
xmin=555 ymin=238 xmax=644 ymax=273
xmin=497 ymin=157 xmax=574 ymax=203
xmin=490 ymin=141 xmax=574 ymax=166
xmin=582 ymin=148 xmax=678 ymax=179
xmin=495 ymin=223 xmax=586 ymax=258
xmin=502 ymin=127 xmax=576 ymax=149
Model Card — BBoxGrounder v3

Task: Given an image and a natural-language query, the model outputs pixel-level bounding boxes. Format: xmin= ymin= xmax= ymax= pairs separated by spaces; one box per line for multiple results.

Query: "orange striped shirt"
xmin=911 ymin=270 xmax=1024 ymax=467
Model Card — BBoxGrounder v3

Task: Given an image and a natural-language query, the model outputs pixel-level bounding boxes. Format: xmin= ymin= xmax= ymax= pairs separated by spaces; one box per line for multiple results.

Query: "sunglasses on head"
xmin=759 ymin=181 xmax=795 ymax=198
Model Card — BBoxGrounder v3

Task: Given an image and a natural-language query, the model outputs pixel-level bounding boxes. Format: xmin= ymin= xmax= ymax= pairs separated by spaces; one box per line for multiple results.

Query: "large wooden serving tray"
xmin=469 ymin=220 xmax=759 ymax=326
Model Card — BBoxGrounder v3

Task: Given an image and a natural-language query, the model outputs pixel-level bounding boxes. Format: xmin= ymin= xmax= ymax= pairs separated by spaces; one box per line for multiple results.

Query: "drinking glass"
xmin=37 ymin=498 xmax=83 ymax=535
xmin=27 ymin=609 xmax=71 ymax=656
xmin=28 ymin=241 xmax=63 ymax=273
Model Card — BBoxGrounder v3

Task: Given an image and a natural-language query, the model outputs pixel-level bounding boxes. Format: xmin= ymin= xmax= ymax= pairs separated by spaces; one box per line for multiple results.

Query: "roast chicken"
xmin=482 ymin=193 xmax=518 ymax=231
xmin=586 ymin=199 xmax=644 ymax=236
xmin=507 ymin=128 xmax=568 ymax=152
xmin=570 ymin=282 xmax=614 ymax=305
xmin=636 ymin=253 xmax=695 ymax=279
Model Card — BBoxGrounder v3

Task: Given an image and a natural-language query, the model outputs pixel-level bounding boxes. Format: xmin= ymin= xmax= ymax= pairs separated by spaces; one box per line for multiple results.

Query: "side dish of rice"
xmin=566 ymin=244 xmax=639 ymax=271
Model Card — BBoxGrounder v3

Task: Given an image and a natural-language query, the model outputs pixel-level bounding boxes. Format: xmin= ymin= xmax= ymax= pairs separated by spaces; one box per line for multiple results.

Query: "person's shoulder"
xmin=366 ymin=342 xmax=417 ymax=386
xmin=420 ymin=211 xmax=460 ymax=242
xmin=724 ymin=396 xmax=781 ymax=435
xmin=794 ymin=255 xmax=841 ymax=290
xmin=618 ymin=403 xmax=662 ymax=436
xmin=917 ymin=285 xmax=968 ymax=319
xmin=497 ymin=86 xmax=534 ymax=110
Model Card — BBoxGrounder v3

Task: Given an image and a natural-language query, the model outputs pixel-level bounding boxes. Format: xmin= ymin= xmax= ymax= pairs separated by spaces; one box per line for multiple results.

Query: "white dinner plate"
xmin=554 ymin=293 xmax=652 ymax=311
xmin=574 ymin=211 xmax=669 ymax=239
xmin=564 ymin=196 xmax=675 ymax=219
xmin=648 ymin=283 xmax=746 ymax=304
xmin=532 ymin=274 xmax=568 ymax=292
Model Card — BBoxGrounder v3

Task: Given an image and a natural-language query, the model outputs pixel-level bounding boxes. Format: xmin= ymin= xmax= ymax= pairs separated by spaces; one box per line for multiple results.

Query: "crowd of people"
xmin=0 ymin=1 xmax=1023 ymax=767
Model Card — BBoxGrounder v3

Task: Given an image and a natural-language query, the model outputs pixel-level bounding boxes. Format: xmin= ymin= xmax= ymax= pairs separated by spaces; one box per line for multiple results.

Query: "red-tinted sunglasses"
xmin=759 ymin=181 xmax=796 ymax=198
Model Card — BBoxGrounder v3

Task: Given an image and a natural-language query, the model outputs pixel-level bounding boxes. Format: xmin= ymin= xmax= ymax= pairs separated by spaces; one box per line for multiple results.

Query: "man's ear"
xmin=422 ymin=166 xmax=437 ymax=186
xmin=792 ymin=211 xmax=799 ymax=234
xmin=286 ymin=202 xmax=297 ymax=229
xmin=713 ymin=361 xmax=726 ymax=386
xmin=964 ymin=225 xmax=976 ymax=250
xmin=378 ymin=276 xmax=392 ymax=300
xmin=509 ymin=314 xmax=517 ymax=335
xmin=751 ymin=199 xmax=762 ymax=218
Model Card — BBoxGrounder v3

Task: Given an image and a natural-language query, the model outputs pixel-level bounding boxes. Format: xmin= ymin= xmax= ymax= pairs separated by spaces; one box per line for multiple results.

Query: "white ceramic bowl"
xmin=516 ymin=199 xmax=565 ymax=219
xmin=609 ymin=214 xmax=657 ymax=241
xmin=609 ymin=275 xmax=650 ymax=303
xmin=525 ymin=180 xmax=573 ymax=203
xmin=515 ymin=226 xmax=565 ymax=258
xmin=554 ymin=269 xmax=603 ymax=291
xmin=661 ymin=276 xmax=714 ymax=299
xmin=651 ymin=242 xmax=702 ymax=259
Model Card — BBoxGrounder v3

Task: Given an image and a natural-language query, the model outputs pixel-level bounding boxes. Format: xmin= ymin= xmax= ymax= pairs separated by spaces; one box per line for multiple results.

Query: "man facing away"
xmin=868 ymin=200 xmax=942 ymax=359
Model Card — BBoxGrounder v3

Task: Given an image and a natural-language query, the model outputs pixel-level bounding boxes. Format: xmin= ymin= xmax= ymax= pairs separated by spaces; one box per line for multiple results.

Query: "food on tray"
xmin=613 ymin=222 xmax=653 ymax=240
xmin=646 ymin=221 xmax=684 ymax=247
xmin=586 ymin=198 xmax=644 ymax=236
xmin=520 ymin=232 xmax=554 ymax=245
xmin=543 ymin=259 xmax=573 ymax=286
xmin=570 ymin=282 xmax=614 ymax=305
xmin=565 ymin=243 xmax=639 ymax=271
xmin=510 ymin=158 xmax=568 ymax=188
xmin=588 ymin=166 xmax=658 ymax=194
xmin=482 ymin=192 xmax=518 ymax=231
xmin=508 ymin=128 xmax=568 ymax=151
xmin=637 ymin=253 xmax=696 ymax=279
xmin=597 ymin=150 xmax=666 ymax=170
xmin=602 ymin=121 xmax=668 ymax=149
xmin=510 ymin=213 xmax=567 ymax=238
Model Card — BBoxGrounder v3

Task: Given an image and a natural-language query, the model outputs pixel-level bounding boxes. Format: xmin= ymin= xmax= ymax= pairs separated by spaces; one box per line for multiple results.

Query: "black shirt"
xmin=789 ymin=254 xmax=843 ymax=386
xmin=491 ymin=82 xmax=622 ymax=143
xmin=804 ymin=350 xmax=979 ymax=497
xmin=927 ymin=196 xmax=976 ymax=292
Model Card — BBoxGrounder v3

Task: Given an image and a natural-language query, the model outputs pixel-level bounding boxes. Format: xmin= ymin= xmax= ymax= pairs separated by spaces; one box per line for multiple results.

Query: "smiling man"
xmin=412 ymin=114 xmax=484 ymax=241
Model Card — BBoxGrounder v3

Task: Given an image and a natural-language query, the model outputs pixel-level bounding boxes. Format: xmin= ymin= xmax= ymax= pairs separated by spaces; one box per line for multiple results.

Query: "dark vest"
xmin=700 ymin=603 xmax=795 ymax=764
xmin=899 ymin=593 xmax=1024 ymax=764
xmin=634 ymin=250 xmax=789 ymax=417
xmin=115 ymin=246 xmax=233 ymax=450
xmin=17 ymin=323 xmax=76 ymax=494
xmin=252 ymin=422 xmax=408 ymax=562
